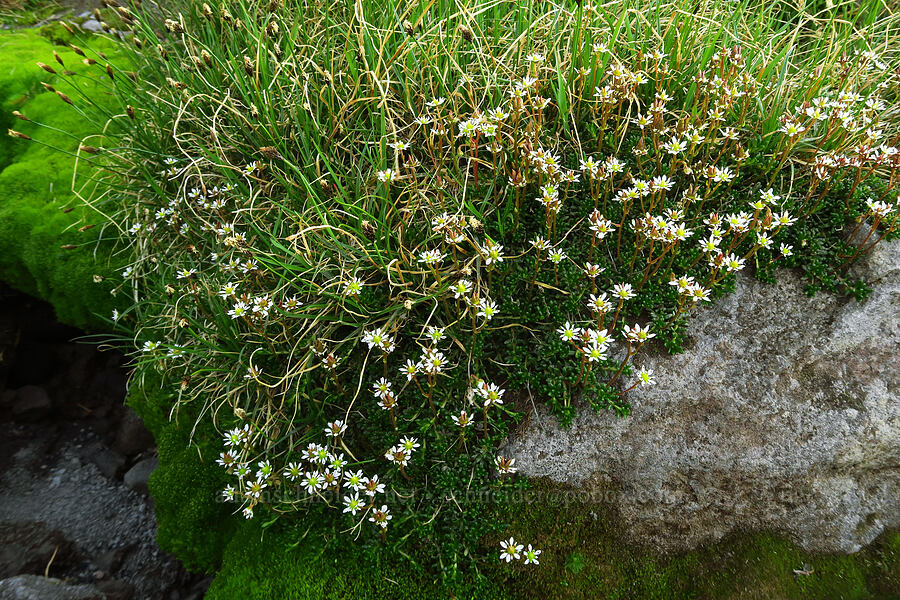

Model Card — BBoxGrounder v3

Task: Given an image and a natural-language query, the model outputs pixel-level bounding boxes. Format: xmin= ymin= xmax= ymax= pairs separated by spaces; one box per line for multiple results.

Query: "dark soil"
xmin=0 ymin=282 xmax=210 ymax=600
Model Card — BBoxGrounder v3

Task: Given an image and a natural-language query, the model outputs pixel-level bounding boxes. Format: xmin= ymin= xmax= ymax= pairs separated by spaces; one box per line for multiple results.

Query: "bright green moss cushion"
xmin=0 ymin=29 xmax=121 ymax=329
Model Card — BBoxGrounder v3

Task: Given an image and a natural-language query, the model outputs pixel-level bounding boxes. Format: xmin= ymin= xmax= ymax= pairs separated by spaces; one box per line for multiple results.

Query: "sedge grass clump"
xmin=16 ymin=0 xmax=900 ymax=581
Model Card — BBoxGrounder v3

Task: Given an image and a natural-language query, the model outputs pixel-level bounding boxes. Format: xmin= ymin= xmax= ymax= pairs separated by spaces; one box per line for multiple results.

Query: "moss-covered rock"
xmin=205 ymin=519 xmax=507 ymax=600
xmin=0 ymin=29 xmax=121 ymax=330
xmin=126 ymin=372 xmax=236 ymax=573
xmin=477 ymin=479 xmax=899 ymax=599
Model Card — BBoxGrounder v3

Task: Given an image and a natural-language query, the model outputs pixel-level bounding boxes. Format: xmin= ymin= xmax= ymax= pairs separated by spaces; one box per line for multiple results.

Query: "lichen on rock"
xmin=509 ymin=237 xmax=900 ymax=554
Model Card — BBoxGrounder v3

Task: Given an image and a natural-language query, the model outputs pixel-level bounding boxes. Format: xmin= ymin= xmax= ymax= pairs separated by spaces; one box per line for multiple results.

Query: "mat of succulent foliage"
xmin=16 ymin=0 xmax=899 ymax=577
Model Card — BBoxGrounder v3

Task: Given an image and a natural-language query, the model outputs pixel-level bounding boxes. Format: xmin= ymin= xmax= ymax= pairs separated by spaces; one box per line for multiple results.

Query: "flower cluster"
xmin=75 ymin=0 xmax=898 ymax=575
xmin=499 ymin=538 xmax=542 ymax=565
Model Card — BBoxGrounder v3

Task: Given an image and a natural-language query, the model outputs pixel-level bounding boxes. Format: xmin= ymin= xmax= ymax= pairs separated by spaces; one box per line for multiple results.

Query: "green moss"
xmin=0 ymin=30 xmax=122 ymax=329
xmin=206 ymin=520 xmax=508 ymax=600
xmin=184 ymin=472 xmax=898 ymax=598
xmin=37 ymin=21 xmax=75 ymax=46
xmin=127 ymin=373 xmax=236 ymax=573
xmin=126 ymin=367 xmax=899 ymax=598
xmin=150 ymin=424 xmax=236 ymax=573
xmin=475 ymin=480 xmax=899 ymax=600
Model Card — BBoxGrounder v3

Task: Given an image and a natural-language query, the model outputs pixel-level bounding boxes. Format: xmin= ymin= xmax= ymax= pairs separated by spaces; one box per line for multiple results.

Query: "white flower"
xmin=477 ymin=298 xmax=498 ymax=321
xmin=344 ymin=470 xmax=365 ymax=492
xmin=421 ymin=349 xmax=448 ymax=374
xmin=385 ymin=446 xmax=410 ymax=466
xmin=228 ymin=301 xmax=249 ymax=319
xmin=500 ymin=537 xmax=524 ymax=562
xmin=423 ymin=326 xmax=446 ymax=344
xmin=612 ymin=283 xmax=636 ymax=301
xmin=624 ymin=323 xmax=655 ymax=343
xmin=363 ymin=475 xmax=385 ymax=496
xmin=376 ymin=169 xmax=396 ymax=183
xmin=481 ymin=241 xmax=505 ymax=265
xmin=417 ymin=249 xmax=446 ymax=266
xmin=301 ymin=471 xmax=323 ymax=494
xmin=223 ymin=425 xmax=250 ymax=447
xmin=759 ymin=188 xmax=780 ymax=205
xmin=547 ymin=247 xmax=567 ymax=264
xmin=495 ymin=455 xmax=517 ymax=474
xmin=372 ymin=377 xmax=392 ymax=399
xmin=523 ymin=544 xmax=542 ymax=565
xmin=636 ymin=367 xmax=656 ymax=387
xmin=866 ymin=198 xmax=894 ymax=217
xmin=362 ymin=327 xmax=395 ymax=353
xmin=222 ymin=485 xmax=236 ymax=502
xmin=582 ymin=342 xmax=608 ymax=363
xmin=369 ymin=505 xmax=392 ymax=528
xmin=343 ymin=493 xmax=364 ymax=515
xmin=557 ymin=322 xmax=582 ymax=342
xmin=452 ymin=410 xmax=474 ymax=427
xmin=324 ymin=420 xmax=347 ymax=438
xmin=587 ymin=293 xmax=612 ymax=314
xmin=344 ymin=276 xmax=364 ymax=296
xmin=478 ymin=382 xmax=505 ymax=407
xmin=452 ymin=279 xmax=473 ymax=299
xmin=219 ymin=282 xmax=239 ymax=298
xmin=330 ymin=453 xmax=347 ymax=473
xmin=399 ymin=436 xmax=420 ymax=453
xmin=284 ymin=462 xmax=303 ymax=481
xmin=399 ymin=359 xmax=420 ymax=381
xmin=724 ymin=253 xmax=746 ymax=272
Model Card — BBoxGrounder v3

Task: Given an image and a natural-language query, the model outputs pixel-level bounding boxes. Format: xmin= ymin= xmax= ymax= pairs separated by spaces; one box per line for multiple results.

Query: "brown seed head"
xmin=260 ymin=146 xmax=282 ymax=160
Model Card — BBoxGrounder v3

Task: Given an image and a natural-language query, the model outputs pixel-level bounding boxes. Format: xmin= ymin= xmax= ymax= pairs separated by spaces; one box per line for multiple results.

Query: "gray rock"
xmin=93 ymin=545 xmax=133 ymax=574
xmin=11 ymin=386 xmax=51 ymax=422
xmin=89 ymin=448 xmax=126 ymax=480
xmin=94 ymin=581 xmax=132 ymax=600
xmin=80 ymin=20 xmax=103 ymax=33
xmin=509 ymin=237 xmax=900 ymax=554
xmin=113 ymin=410 xmax=154 ymax=457
xmin=122 ymin=458 xmax=157 ymax=495
xmin=0 ymin=522 xmax=73 ymax=579
xmin=0 ymin=575 xmax=103 ymax=600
